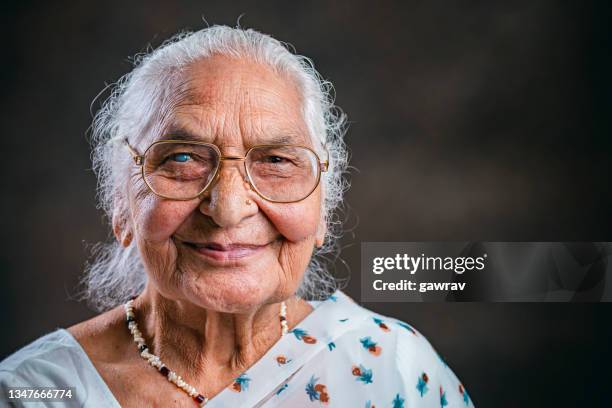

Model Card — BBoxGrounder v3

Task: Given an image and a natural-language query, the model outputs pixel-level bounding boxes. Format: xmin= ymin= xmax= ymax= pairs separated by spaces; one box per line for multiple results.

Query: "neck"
xmin=132 ymin=287 xmax=307 ymax=380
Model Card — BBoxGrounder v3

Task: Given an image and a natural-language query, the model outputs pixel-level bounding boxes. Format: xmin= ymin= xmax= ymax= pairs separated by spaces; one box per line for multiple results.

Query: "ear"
xmin=112 ymin=209 xmax=133 ymax=248
xmin=314 ymin=215 xmax=327 ymax=249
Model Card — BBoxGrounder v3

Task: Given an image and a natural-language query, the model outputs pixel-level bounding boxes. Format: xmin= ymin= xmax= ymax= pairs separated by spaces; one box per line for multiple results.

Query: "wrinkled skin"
xmin=70 ymin=54 xmax=327 ymax=406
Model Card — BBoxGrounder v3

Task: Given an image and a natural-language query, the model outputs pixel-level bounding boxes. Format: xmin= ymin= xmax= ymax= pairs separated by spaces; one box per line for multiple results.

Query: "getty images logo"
xmin=372 ymin=253 xmax=488 ymax=275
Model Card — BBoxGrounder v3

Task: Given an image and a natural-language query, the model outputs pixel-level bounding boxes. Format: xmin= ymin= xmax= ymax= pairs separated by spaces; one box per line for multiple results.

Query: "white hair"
xmin=81 ymin=25 xmax=349 ymax=312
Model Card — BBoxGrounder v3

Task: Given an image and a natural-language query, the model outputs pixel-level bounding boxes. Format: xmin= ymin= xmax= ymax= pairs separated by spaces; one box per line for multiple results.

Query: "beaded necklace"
xmin=124 ymin=298 xmax=288 ymax=407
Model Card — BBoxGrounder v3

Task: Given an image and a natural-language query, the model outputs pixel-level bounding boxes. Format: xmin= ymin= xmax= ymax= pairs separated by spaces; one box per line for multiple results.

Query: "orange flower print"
xmin=360 ymin=336 xmax=382 ymax=356
xmin=306 ymin=375 xmax=330 ymax=405
xmin=230 ymin=373 xmax=250 ymax=392
xmin=276 ymin=355 xmax=292 ymax=365
xmin=373 ymin=317 xmax=390 ymax=332
xmin=314 ymin=383 xmax=328 ymax=402
xmin=303 ymin=335 xmax=317 ymax=344
xmin=459 ymin=383 xmax=471 ymax=405
xmin=291 ymin=328 xmax=317 ymax=344
xmin=351 ymin=364 xmax=373 ymax=384
xmin=319 ymin=391 xmax=330 ymax=403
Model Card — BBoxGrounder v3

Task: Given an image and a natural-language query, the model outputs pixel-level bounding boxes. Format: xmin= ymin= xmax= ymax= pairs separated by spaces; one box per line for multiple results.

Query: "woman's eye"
xmin=264 ymin=155 xmax=288 ymax=164
xmin=170 ymin=153 xmax=191 ymax=163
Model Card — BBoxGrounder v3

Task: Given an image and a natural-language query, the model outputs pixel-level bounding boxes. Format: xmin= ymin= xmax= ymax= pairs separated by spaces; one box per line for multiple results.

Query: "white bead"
xmin=125 ymin=297 xmax=278 ymax=406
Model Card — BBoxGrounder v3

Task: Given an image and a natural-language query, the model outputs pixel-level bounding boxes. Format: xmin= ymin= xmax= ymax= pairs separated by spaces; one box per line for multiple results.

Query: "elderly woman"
xmin=1 ymin=26 xmax=473 ymax=407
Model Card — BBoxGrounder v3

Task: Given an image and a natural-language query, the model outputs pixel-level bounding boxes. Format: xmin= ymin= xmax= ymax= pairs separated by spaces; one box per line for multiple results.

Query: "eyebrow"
xmin=260 ymin=134 xmax=299 ymax=145
xmin=160 ymin=128 xmax=204 ymax=143
xmin=160 ymin=128 xmax=304 ymax=146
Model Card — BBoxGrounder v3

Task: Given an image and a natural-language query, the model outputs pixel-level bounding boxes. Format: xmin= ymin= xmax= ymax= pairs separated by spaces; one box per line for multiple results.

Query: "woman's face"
xmin=122 ymin=55 xmax=326 ymax=312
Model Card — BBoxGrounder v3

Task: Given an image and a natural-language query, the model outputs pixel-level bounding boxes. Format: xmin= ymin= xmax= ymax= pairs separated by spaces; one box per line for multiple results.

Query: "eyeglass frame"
xmin=124 ymin=138 xmax=329 ymax=203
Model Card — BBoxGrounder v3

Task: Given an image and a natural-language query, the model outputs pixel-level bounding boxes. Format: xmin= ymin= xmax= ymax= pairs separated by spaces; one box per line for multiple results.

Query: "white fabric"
xmin=0 ymin=291 xmax=474 ymax=407
xmin=0 ymin=329 xmax=120 ymax=407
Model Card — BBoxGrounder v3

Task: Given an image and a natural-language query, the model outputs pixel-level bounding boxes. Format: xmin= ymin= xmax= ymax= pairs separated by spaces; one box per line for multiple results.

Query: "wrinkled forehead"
xmin=155 ymin=55 xmax=312 ymax=150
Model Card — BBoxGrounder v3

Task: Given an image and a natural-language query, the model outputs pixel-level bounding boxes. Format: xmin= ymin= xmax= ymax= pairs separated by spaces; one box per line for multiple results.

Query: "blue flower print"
xmin=305 ymin=375 xmax=330 ymax=404
xmin=275 ymin=383 xmax=288 ymax=396
xmin=351 ymin=364 xmax=373 ymax=384
xmin=359 ymin=336 xmax=382 ymax=356
xmin=392 ymin=393 xmax=405 ymax=408
xmin=372 ymin=317 xmax=390 ymax=332
xmin=396 ymin=321 xmax=417 ymax=335
xmin=416 ymin=372 xmax=429 ymax=396
xmin=440 ymin=386 xmax=448 ymax=407
xmin=230 ymin=373 xmax=250 ymax=392
xmin=459 ymin=383 xmax=470 ymax=405
xmin=291 ymin=328 xmax=317 ymax=344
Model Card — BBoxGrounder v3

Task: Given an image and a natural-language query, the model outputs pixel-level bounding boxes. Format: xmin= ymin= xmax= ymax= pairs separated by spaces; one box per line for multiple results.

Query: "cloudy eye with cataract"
xmin=170 ymin=153 xmax=191 ymax=163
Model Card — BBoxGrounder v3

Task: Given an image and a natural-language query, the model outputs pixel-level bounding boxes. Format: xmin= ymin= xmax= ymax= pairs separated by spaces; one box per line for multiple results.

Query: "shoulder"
xmin=0 ymin=304 xmax=126 ymax=385
xmin=66 ymin=304 xmax=130 ymax=366
xmin=329 ymin=291 xmax=475 ymax=407
xmin=0 ymin=329 xmax=85 ymax=386
xmin=325 ymin=291 xmax=443 ymax=366
xmin=332 ymin=291 xmax=436 ymax=347
xmin=0 ymin=327 xmax=123 ymax=407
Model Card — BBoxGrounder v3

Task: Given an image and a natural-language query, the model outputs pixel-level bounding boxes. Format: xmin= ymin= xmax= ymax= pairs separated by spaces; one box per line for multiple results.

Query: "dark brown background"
xmin=2 ymin=1 xmax=611 ymax=406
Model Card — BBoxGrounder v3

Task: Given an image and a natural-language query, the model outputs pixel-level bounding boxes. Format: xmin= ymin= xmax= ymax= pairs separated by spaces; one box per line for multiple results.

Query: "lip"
xmin=183 ymin=240 xmax=272 ymax=263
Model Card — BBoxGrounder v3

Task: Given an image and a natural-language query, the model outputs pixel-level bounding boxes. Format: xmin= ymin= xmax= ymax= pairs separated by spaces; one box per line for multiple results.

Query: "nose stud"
xmin=245 ymin=199 xmax=252 ymax=205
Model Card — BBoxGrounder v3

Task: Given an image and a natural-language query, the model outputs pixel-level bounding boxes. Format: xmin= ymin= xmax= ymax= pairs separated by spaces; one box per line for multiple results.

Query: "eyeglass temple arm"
xmin=124 ymin=139 xmax=144 ymax=165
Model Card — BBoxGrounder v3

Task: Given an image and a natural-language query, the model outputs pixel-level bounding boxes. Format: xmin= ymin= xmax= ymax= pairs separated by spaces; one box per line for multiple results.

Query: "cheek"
xmin=258 ymin=192 xmax=322 ymax=242
xmin=131 ymin=193 xmax=196 ymax=242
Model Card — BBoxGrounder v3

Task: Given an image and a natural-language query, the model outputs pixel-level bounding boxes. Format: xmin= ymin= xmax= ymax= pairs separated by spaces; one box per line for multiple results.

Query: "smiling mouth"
xmin=184 ymin=241 xmax=273 ymax=262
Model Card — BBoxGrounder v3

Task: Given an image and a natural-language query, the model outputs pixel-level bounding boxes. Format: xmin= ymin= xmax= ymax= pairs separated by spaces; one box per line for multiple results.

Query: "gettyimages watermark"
xmin=361 ymin=242 xmax=612 ymax=302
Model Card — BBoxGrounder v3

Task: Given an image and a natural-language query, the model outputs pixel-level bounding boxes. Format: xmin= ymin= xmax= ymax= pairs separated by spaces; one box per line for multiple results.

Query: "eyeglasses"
xmin=124 ymin=139 xmax=329 ymax=203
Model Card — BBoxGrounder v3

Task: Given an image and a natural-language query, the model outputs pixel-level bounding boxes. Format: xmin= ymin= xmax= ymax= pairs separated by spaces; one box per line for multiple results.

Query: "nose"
xmin=198 ymin=163 xmax=257 ymax=228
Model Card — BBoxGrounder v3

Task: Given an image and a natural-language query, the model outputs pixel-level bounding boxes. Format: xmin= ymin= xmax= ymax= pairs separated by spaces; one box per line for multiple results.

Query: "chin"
xmin=183 ymin=269 xmax=283 ymax=313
